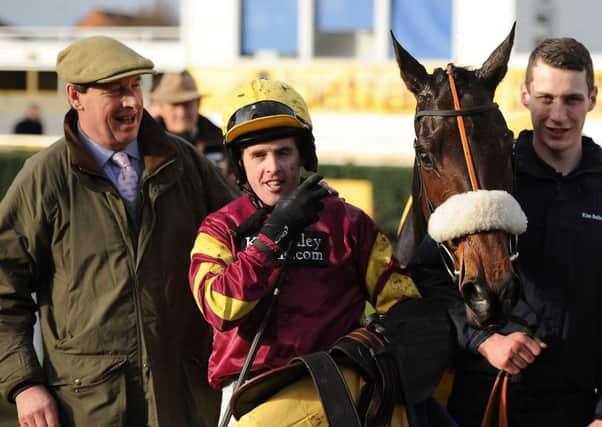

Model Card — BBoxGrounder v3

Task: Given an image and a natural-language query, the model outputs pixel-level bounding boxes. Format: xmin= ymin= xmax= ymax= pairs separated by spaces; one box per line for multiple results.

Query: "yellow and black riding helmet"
xmin=222 ymin=79 xmax=317 ymax=185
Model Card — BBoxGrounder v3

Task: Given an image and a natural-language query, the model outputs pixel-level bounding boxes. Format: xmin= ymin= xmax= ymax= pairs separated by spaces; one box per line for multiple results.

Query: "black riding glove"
xmin=256 ymin=174 xmax=329 ymax=257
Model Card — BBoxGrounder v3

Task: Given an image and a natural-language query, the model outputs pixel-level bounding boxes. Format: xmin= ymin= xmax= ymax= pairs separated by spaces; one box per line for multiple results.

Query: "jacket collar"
xmin=515 ymin=129 xmax=602 ymax=180
xmin=64 ymin=109 xmax=177 ymax=176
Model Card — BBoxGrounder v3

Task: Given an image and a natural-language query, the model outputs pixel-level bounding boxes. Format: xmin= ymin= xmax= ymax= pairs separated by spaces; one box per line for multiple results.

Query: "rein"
xmin=481 ymin=371 xmax=509 ymax=427
xmin=447 ymin=63 xmax=480 ymax=191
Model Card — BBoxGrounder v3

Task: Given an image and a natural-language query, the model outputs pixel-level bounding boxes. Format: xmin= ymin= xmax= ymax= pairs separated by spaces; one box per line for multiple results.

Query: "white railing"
xmin=0 ymin=26 xmax=180 ymax=43
xmin=0 ymin=26 xmax=185 ymax=71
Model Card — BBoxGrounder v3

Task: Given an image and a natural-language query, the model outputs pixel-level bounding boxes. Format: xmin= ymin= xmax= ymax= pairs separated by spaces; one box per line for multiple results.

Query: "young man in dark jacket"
xmin=413 ymin=37 xmax=602 ymax=427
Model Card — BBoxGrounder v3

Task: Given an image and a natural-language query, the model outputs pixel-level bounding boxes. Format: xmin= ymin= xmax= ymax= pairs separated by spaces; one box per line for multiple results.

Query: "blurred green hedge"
xmin=0 ymin=152 xmax=31 ymax=200
xmin=0 ymin=152 xmax=413 ymax=241
xmin=317 ymin=164 xmax=413 ymax=240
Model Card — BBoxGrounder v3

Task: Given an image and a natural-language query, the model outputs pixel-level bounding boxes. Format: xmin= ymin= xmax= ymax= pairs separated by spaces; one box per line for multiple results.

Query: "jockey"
xmin=188 ymin=78 xmax=421 ymax=424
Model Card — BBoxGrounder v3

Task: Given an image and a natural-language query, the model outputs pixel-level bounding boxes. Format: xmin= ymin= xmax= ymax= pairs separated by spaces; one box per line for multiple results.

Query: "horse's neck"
xmin=394 ymin=168 xmax=428 ymax=267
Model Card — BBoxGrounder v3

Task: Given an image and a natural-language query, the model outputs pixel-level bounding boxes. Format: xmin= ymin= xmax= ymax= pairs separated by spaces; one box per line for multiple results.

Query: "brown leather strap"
xmin=332 ymin=328 xmax=402 ymax=427
xmin=414 ymin=103 xmax=498 ymax=118
xmin=481 ymin=371 xmax=509 ymax=427
xmin=499 ymin=373 xmax=509 ymax=427
xmin=446 ymin=63 xmax=480 ymax=191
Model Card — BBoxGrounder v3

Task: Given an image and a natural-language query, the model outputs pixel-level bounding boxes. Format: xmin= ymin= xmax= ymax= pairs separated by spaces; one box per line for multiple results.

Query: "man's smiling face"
xmin=69 ymin=75 xmax=144 ymax=151
xmin=521 ymin=59 xmax=597 ymax=159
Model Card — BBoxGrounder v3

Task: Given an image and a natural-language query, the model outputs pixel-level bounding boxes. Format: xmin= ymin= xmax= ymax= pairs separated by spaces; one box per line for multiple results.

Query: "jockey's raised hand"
xmin=257 ymin=174 xmax=328 ymax=255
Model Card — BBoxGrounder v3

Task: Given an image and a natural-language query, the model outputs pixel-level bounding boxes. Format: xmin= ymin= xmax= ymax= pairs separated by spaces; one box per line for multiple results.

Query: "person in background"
xmin=0 ymin=36 xmax=236 ymax=427
xmin=13 ymin=102 xmax=44 ymax=135
xmin=189 ymin=78 xmax=421 ymax=424
xmin=411 ymin=37 xmax=602 ymax=427
xmin=151 ymin=70 xmax=235 ymax=183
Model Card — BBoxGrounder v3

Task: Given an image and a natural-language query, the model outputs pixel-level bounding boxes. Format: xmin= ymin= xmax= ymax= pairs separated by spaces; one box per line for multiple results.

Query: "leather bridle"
xmin=414 ymin=64 xmax=518 ymax=285
xmin=416 ymin=64 xmax=499 ymax=192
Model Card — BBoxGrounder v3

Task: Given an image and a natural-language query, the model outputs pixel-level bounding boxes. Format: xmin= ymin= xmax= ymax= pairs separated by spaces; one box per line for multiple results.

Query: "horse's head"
xmin=393 ymin=24 xmax=527 ymax=330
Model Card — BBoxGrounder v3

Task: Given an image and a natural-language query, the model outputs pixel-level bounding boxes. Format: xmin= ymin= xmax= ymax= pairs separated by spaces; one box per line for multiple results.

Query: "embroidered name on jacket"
xmin=582 ymin=212 xmax=602 ymax=222
xmin=243 ymin=230 xmax=329 ymax=266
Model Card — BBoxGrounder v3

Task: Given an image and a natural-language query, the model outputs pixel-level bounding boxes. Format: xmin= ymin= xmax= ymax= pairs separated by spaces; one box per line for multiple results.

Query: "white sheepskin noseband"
xmin=428 ymin=190 xmax=527 ymax=243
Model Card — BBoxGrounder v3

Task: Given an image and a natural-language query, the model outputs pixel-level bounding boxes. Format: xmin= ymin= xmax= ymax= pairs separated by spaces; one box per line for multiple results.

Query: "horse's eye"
xmin=416 ymin=148 xmax=434 ymax=169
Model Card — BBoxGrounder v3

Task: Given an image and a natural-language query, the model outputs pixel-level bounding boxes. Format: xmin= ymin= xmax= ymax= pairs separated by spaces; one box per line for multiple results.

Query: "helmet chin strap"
xmin=241 ymin=186 xmax=265 ymax=209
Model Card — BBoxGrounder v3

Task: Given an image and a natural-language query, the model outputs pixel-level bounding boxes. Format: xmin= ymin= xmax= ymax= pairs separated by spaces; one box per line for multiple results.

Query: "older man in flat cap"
xmin=0 ymin=36 xmax=236 ymax=426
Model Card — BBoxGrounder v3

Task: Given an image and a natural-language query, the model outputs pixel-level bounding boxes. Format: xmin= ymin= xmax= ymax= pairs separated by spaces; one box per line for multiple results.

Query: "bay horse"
xmin=227 ymin=25 xmax=526 ymax=427
xmin=394 ymin=23 xmax=526 ymax=330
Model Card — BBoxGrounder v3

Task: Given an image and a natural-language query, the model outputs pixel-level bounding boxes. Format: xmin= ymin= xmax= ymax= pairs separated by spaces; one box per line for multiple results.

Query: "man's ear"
xmin=520 ymin=81 xmax=530 ymax=107
xmin=588 ymin=86 xmax=598 ymax=112
xmin=66 ymin=84 xmax=83 ymax=110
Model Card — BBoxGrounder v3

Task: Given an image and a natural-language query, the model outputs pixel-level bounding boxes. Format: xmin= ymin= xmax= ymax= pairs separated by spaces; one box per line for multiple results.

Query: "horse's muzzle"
xmin=461 ymin=274 xmax=520 ymax=330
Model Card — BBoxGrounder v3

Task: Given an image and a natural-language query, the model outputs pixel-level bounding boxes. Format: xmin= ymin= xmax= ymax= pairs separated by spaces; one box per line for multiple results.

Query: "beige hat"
xmin=56 ymin=36 xmax=154 ymax=84
xmin=151 ymin=71 xmax=202 ymax=104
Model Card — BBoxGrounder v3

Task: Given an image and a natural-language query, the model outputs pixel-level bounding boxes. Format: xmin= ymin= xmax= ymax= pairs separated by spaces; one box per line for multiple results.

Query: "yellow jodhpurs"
xmin=234 ymin=367 xmax=410 ymax=427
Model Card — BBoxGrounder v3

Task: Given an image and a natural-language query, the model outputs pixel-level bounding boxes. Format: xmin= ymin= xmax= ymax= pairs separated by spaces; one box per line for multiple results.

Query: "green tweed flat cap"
xmin=56 ymin=36 xmax=155 ymax=84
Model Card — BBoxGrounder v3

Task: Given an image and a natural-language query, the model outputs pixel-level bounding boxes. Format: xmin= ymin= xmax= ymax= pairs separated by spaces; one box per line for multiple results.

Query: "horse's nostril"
xmin=462 ymin=280 xmax=513 ymax=329
xmin=461 ymin=281 xmax=492 ymax=320
xmin=463 ymin=277 xmax=520 ymax=329
xmin=460 ymin=280 xmax=482 ymax=303
xmin=461 ymin=281 xmax=475 ymax=299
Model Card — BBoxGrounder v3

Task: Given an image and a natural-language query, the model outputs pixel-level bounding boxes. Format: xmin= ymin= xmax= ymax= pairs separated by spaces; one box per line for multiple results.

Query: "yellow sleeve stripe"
xmin=204 ymin=278 xmax=259 ymax=322
xmin=365 ymin=232 xmax=395 ymax=300
xmin=191 ymin=232 xmax=233 ymax=312
xmin=191 ymin=232 xmax=259 ymax=322
xmin=374 ymin=273 xmax=421 ymax=313
xmin=192 ymin=262 xmax=223 ymax=315
xmin=365 ymin=232 xmax=421 ymax=313
xmin=191 ymin=232 xmax=234 ymax=264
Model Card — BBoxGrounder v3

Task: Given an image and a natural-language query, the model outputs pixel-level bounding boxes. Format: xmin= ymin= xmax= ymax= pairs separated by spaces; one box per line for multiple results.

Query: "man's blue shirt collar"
xmin=77 ymin=123 xmax=141 ymax=167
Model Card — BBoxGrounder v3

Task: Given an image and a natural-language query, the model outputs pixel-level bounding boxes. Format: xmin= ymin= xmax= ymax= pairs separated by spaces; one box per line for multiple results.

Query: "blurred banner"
xmin=189 ymin=64 xmax=602 ymax=135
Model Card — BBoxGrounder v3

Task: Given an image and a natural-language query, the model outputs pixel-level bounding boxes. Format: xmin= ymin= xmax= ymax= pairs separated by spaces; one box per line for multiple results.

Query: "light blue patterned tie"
xmin=111 ymin=151 xmax=138 ymax=202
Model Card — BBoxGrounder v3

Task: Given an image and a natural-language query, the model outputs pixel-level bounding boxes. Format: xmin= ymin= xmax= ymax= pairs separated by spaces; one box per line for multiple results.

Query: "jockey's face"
xmin=241 ymin=137 xmax=302 ymax=207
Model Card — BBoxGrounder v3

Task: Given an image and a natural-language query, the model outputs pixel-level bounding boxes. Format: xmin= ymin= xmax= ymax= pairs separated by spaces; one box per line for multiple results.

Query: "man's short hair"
xmin=526 ymin=37 xmax=595 ymax=93
xmin=71 ymin=83 xmax=90 ymax=94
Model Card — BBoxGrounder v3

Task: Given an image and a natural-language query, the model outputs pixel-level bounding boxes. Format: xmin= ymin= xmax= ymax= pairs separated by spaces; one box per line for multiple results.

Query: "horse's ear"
xmin=391 ymin=30 xmax=428 ymax=95
xmin=476 ymin=22 xmax=516 ymax=92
